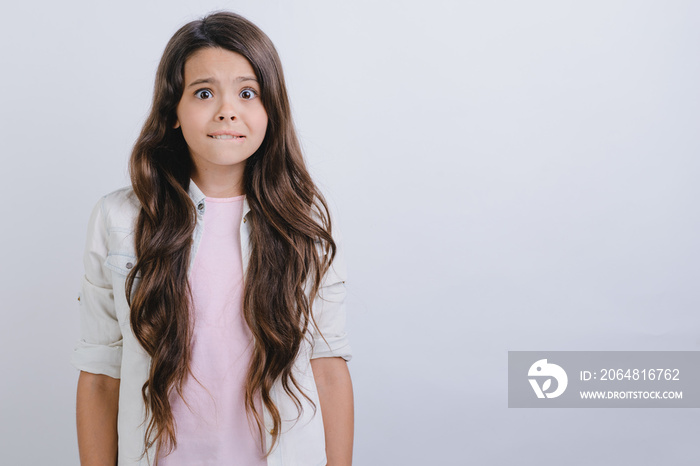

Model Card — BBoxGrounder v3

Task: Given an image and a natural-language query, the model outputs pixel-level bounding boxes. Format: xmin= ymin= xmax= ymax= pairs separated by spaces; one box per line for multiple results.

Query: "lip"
xmin=208 ymin=131 xmax=245 ymax=137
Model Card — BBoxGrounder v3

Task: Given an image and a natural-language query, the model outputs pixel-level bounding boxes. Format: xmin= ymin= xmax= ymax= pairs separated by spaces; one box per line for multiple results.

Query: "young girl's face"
xmin=174 ymin=47 xmax=268 ymax=180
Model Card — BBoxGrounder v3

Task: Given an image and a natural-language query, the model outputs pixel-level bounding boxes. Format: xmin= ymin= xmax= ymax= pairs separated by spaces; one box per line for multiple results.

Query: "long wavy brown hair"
xmin=124 ymin=11 xmax=337 ymax=463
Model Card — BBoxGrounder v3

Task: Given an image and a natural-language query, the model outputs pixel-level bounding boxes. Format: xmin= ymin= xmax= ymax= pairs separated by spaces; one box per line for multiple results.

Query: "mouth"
xmin=208 ymin=134 xmax=245 ymax=140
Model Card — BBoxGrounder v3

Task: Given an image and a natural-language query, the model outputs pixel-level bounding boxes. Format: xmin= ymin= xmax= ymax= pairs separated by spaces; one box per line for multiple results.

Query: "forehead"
xmin=184 ymin=47 xmax=256 ymax=80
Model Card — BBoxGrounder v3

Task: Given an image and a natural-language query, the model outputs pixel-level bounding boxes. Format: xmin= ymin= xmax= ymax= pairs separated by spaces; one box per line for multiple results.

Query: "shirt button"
xmin=197 ymin=202 xmax=205 ymax=212
xmin=126 ymin=262 xmax=133 ymax=269
xmin=243 ymin=217 xmax=247 ymax=223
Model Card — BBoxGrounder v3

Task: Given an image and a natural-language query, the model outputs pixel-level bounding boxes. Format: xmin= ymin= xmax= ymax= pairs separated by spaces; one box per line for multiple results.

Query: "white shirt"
xmin=71 ymin=180 xmax=352 ymax=466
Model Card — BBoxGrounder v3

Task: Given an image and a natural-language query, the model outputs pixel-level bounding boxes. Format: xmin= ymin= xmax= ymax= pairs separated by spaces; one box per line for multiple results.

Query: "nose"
xmin=217 ymin=96 xmax=238 ymax=121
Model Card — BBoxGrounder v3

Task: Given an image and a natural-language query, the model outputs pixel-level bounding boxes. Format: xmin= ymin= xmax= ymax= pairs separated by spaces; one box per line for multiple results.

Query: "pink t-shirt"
xmin=158 ymin=195 xmax=267 ymax=465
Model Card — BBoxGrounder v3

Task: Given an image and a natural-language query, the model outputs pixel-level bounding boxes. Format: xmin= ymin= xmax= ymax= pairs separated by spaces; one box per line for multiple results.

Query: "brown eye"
xmin=240 ymin=88 xmax=257 ymax=100
xmin=194 ymin=89 xmax=212 ymax=99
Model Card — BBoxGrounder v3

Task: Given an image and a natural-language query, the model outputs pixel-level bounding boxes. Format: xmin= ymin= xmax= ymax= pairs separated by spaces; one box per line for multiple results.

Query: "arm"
xmin=71 ymin=197 xmax=124 ymax=465
xmin=76 ymin=371 xmax=120 ymax=466
xmin=311 ymin=357 xmax=354 ymax=466
xmin=309 ymin=208 xmax=354 ymax=464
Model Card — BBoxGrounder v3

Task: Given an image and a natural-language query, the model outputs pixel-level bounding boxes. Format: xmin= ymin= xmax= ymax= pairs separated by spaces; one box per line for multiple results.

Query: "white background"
xmin=1 ymin=1 xmax=698 ymax=464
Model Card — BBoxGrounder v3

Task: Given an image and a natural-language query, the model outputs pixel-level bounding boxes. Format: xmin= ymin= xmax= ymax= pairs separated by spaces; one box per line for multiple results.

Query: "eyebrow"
xmin=186 ymin=76 xmax=258 ymax=88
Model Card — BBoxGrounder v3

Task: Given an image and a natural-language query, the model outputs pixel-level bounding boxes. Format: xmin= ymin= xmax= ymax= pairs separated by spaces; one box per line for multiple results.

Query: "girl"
xmin=72 ymin=11 xmax=353 ymax=466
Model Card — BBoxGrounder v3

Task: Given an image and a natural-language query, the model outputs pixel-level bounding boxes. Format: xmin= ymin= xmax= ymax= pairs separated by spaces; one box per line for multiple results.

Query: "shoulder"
xmin=94 ymin=185 xmax=141 ymax=230
xmin=309 ymin=196 xmax=348 ymax=284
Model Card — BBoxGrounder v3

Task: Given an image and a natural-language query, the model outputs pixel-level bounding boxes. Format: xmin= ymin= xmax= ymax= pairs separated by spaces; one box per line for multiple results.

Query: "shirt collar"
xmin=187 ymin=178 xmax=251 ymax=219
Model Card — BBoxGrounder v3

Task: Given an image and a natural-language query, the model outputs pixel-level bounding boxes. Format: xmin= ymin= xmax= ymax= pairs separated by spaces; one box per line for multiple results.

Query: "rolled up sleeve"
xmin=70 ymin=197 xmax=123 ymax=379
xmin=309 ymin=223 xmax=352 ymax=362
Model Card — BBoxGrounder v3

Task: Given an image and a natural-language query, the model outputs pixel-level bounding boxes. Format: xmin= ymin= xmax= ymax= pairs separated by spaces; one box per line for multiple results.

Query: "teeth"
xmin=210 ymin=135 xmax=242 ymax=139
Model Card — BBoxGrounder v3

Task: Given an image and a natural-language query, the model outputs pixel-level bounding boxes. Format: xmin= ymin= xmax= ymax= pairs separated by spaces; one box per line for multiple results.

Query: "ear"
xmin=173 ymin=120 xmax=180 ymax=129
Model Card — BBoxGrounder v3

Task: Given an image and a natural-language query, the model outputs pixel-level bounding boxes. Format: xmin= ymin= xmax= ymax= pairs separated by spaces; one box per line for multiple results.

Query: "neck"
xmin=190 ymin=163 xmax=246 ymax=198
